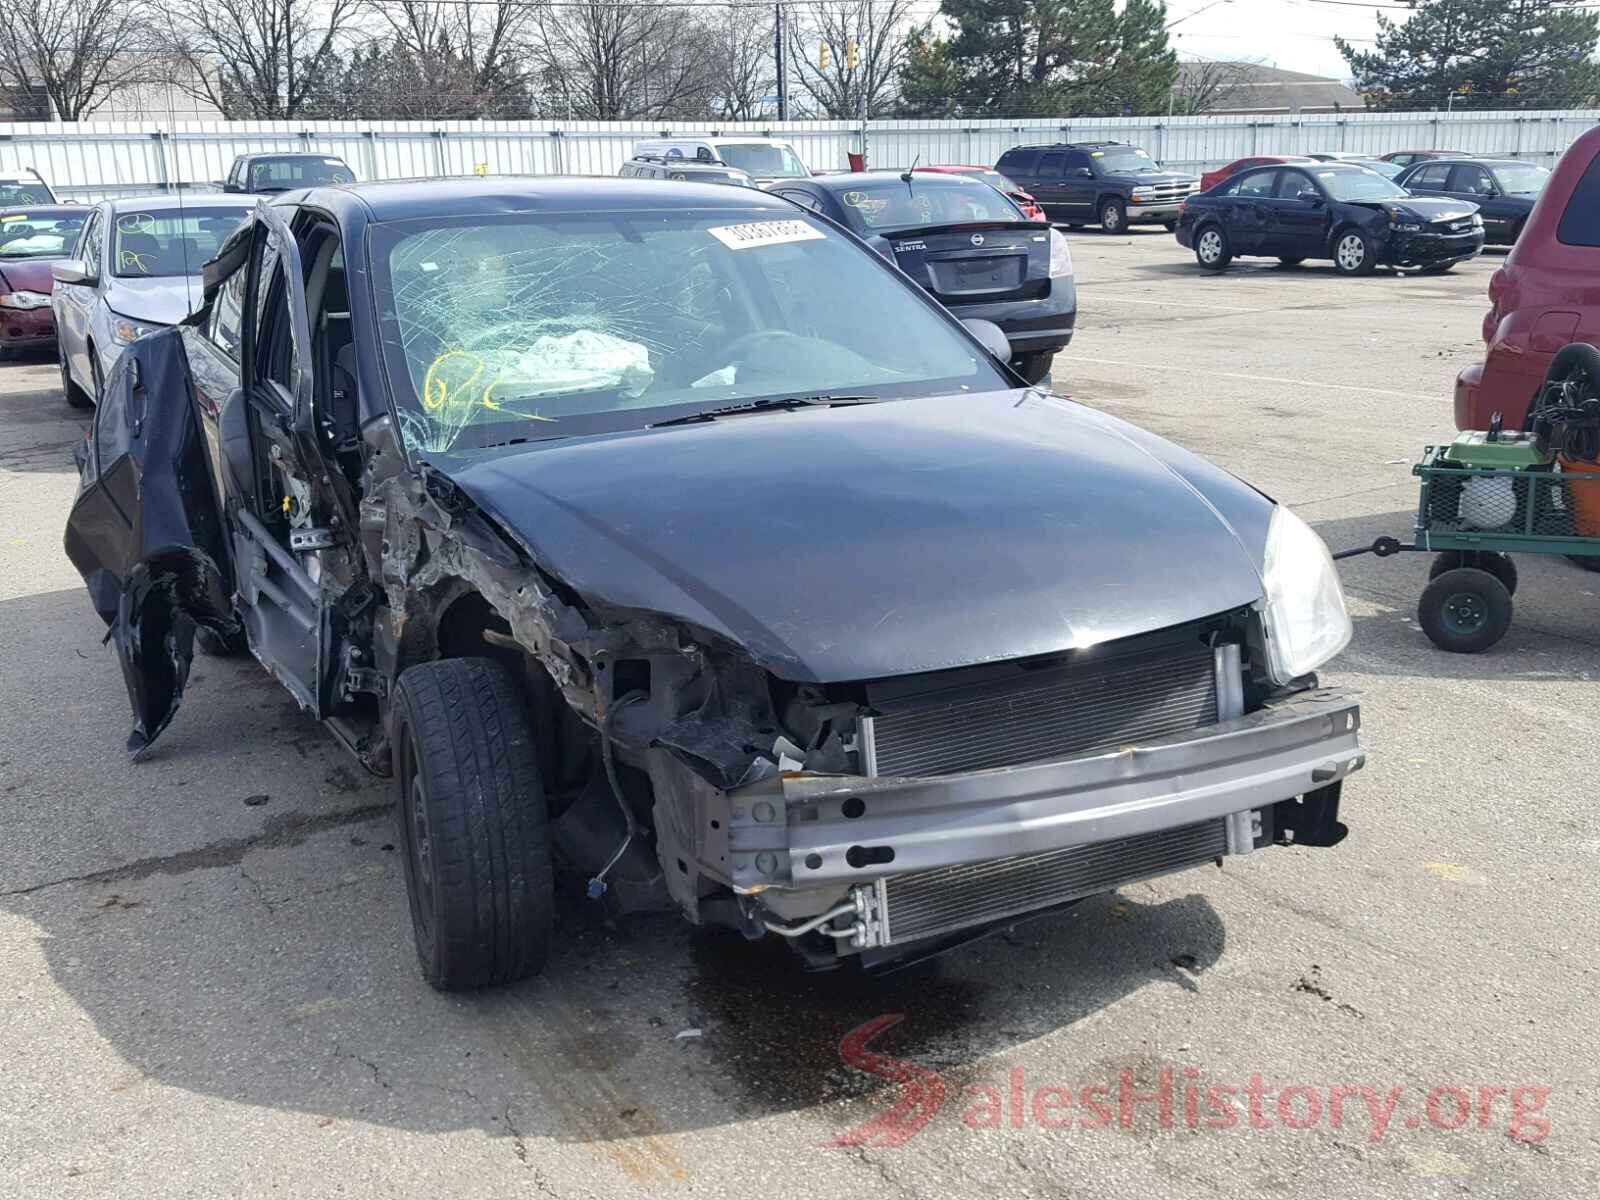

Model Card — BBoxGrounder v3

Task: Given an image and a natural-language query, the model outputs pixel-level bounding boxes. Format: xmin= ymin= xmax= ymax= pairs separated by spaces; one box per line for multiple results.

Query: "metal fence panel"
xmin=4 ymin=111 xmax=1598 ymax=200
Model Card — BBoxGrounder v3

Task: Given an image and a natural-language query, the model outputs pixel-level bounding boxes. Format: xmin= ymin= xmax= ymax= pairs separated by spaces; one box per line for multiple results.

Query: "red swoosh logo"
xmin=822 ymin=1014 xmax=947 ymax=1148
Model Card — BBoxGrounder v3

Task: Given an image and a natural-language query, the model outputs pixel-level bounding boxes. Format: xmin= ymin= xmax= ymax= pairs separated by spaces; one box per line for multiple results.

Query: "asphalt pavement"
xmin=2 ymin=232 xmax=1597 ymax=1199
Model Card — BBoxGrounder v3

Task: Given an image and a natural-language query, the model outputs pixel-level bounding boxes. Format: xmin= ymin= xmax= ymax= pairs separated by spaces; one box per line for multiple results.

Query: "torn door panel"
xmin=63 ymin=329 xmax=240 ymax=752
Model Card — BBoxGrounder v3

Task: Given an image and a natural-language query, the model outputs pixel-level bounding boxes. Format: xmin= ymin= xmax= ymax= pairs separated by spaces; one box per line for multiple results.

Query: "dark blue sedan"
xmin=1395 ymin=158 xmax=1549 ymax=246
xmin=1176 ymin=162 xmax=1484 ymax=275
xmin=766 ymin=172 xmax=1076 ymax=384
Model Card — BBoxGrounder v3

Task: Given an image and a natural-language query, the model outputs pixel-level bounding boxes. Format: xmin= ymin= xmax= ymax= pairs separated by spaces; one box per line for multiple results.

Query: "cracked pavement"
xmin=4 ymin=233 xmax=1599 ymax=1198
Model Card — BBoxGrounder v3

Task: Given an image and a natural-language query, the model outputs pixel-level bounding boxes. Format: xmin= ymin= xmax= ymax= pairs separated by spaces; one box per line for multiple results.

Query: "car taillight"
xmin=1048 ymin=228 xmax=1073 ymax=278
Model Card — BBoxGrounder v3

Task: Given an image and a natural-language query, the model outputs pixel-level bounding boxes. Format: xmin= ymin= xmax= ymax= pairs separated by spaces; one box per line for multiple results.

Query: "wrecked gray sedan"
xmin=63 ymin=179 xmax=1364 ymax=989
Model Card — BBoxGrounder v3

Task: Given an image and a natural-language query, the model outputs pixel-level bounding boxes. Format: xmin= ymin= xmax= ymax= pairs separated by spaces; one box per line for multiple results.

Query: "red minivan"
xmin=1456 ymin=126 xmax=1600 ymax=430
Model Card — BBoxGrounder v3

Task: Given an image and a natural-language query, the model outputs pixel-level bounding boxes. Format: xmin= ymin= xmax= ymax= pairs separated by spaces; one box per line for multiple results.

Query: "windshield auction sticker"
xmin=707 ymin=220 xmax=825 ymax=250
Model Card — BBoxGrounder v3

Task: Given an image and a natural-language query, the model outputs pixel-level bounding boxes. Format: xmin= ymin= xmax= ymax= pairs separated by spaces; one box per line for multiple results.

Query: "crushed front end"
xmin=640 ymin=612 xmax=1362 ymax=969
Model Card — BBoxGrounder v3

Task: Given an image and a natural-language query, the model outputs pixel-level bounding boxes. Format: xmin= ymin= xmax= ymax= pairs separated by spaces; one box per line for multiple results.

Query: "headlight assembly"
xmin=0 ymin=290 xmax=50 ymax=309
xmin=111 ymin=315 xmax=160 ymax=345
xmin=1261 ymin=504 xmax=1352 ymax=683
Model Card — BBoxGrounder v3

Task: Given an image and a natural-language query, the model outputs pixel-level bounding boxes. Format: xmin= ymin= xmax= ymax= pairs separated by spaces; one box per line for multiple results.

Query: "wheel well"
xmin=1098 ymin=193 xmax=1124 ymax=214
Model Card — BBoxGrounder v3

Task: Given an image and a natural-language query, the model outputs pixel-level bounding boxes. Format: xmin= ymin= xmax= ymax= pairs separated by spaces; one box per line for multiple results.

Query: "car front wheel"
xmin=392 ymin=657 xmax=555 ymax=991
xmin=1333 ymin=229 xmax=1377 ymax=276
xmin=1099 ymin=199 xmax=1126 ymax=233
xmin=1194 ymin=225 xmax=1232 ymax=271
xmin=60 ymin=344 xmax=92 ymax=409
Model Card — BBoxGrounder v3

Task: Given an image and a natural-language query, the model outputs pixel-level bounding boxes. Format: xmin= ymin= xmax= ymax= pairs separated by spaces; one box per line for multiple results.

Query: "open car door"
xmin=62 ymin=201 xmax=334 ymax=753
xmin=63 ymin=330 xmax=241 ymax=752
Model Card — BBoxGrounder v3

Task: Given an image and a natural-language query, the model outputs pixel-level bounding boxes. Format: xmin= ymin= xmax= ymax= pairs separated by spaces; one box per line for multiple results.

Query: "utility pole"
xmin=775 ymin=5 xmax=788 ymax=120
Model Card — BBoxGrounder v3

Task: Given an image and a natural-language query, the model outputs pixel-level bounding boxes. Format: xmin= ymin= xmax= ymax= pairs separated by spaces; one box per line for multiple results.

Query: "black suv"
xmin=996 ymin=142 xmax=1199 ymax=233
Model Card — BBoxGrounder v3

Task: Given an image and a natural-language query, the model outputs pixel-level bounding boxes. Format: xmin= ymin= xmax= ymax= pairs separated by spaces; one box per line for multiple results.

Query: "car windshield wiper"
xmin=650 ymin=394 xmax=878 ymax=428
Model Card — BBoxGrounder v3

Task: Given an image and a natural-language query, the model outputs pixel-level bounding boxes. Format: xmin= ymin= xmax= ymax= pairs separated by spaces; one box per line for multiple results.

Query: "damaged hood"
xmin=436 ymin=390 xmax=1274 ymax=683
xmin=105 ymin=276 xmax=204 ymax=327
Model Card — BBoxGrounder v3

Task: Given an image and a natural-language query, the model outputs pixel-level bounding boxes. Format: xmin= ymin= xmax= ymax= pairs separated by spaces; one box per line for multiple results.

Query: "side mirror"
xmin=962 ymin=318 xmax=1012 ymax=365
xmin=52 ymin=259 xmax=95 ymax=286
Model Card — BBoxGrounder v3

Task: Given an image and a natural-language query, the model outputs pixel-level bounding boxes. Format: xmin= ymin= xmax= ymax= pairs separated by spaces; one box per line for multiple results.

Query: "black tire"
xmin=1099 ymin=199 xmax=1127 ymax=234
xmin=392 ymin=657 xmax=554 ymax=991
xmin=1193 ymin=223 xmax=1232 ymax=271
xmin=1567 ymin=554 xmax=1600 ymax=573
xmin=1418 ymin=567 xmax=1512 ymax=653
xmin=1278 ymin=255 xmax=1306 ymax=266
xmin=60 ymin=345 xmax=92 ymax=410
xmin=1429 ymin=550 xmax=1517 ymax=595
xmin=1332 ymin=227 xmax=1377 ymax=276
xmin=1011 ymin=352 xmax=1054 ymax=386
xmin=1163 ymin=219 xmax=1178 ymax=233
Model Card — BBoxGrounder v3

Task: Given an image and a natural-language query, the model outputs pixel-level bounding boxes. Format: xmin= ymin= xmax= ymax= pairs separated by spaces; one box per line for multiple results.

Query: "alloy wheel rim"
xmin=1198 ymin=230 xmax=1221 ymax=262
xmin=1104 ymin=206 xmax=1122 ymax=231
xmin=1338 ymin=235 xmax=1364 ymax=269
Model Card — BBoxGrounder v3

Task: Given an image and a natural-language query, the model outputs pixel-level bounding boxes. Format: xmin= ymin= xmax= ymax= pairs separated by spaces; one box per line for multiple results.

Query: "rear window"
xmin=998 ymin=149 xmax=1038 ymax=174
xmin=832 ymin=180 xmax=1020 ymax=232
xmin=246 ymin=156 xmax=355 ymax=192
xmin=1557 ymin=150 xmax=1600 ymax=248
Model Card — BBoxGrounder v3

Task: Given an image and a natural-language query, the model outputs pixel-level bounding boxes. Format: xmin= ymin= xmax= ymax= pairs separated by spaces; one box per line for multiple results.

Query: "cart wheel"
xmin=1429 ymin=550 xmax=1517 ymax=596
xmin=1418 ymin=567 xmax=1512 ymax=653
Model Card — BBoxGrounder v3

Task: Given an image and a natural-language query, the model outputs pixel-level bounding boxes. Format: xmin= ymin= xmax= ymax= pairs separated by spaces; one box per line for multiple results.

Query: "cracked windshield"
xmin=374 ymin=211 xmax=1000 ymax=453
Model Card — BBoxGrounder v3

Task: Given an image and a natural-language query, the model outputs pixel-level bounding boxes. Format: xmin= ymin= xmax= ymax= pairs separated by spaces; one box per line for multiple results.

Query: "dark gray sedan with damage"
xmin=63 ymin=178 xmax=1364 ymax=989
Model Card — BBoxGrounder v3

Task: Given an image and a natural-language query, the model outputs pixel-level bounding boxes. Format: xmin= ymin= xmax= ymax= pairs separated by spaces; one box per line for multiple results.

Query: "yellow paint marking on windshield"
xmin=422 ymin=349 xmax=555 ymax=423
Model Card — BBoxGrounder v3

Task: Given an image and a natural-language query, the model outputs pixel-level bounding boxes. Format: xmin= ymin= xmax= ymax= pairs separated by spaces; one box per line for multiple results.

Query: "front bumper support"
xmin=726 ymin=688 xmax=1362 ymax=890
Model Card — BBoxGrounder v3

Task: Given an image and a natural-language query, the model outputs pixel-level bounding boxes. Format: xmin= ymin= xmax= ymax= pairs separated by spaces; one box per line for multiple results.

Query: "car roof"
xmin=105 ymin=194 xmax=256 ymax=213
xmin=239 ymin=152 xmax=340 ymax=162
xmin=808 ymin=171 xmax=994 ymax=191
xmin=0 ymin=204 xmax=80 ymax=217
xmin=297 ymin=175 xmax=796 ymax=221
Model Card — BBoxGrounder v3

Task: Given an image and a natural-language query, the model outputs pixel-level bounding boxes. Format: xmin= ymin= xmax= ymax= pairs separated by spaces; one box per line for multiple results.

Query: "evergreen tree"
xmin=897 ymin=0 xmax=1177 ymax=117
xmin=1338 ymin=0 xmax=1600 ymax=109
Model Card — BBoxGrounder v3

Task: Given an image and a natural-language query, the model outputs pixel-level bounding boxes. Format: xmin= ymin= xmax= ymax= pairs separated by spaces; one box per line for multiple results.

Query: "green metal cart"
xmin=1336 ymin=429 xmax=1600 ymax=652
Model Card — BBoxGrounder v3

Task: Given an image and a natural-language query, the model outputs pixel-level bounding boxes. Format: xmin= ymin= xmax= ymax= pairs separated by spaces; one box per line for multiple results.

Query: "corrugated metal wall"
xmin=4 ymin=111 xmax=1597 ymax=201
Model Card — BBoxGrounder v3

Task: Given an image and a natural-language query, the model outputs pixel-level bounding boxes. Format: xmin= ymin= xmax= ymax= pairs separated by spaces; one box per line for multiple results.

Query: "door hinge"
xmin=289 ymin=527 xmax=336 ymax=551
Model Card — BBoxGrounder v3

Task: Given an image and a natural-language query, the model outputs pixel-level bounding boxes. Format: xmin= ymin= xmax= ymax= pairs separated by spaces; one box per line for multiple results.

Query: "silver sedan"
xmin=50 ymin=194 xmax=252 ymax=407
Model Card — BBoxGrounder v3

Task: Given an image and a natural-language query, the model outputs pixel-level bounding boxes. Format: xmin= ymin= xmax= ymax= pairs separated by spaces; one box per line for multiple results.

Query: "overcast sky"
xmin=1167 ymin=0 xmax=1383 ymax=80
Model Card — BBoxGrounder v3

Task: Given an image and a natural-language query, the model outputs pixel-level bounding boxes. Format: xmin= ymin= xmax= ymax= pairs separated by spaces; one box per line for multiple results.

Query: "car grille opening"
xmin=862 ymin=639 xmax=1223 ymax=778
xmin=859 ymin=818 xmax=1229 ymax=947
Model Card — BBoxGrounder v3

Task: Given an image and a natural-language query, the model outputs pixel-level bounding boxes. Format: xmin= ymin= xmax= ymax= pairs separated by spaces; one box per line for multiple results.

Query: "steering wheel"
xmin=715 ymin=329 xmax=815 ymax=368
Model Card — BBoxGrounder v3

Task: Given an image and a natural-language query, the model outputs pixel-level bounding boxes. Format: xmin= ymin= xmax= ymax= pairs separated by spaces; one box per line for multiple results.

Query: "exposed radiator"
xmin=853 ymin=819 xmax=1229 ymax=949
xmin=862 ymin=641 xmax=1223 ymax=777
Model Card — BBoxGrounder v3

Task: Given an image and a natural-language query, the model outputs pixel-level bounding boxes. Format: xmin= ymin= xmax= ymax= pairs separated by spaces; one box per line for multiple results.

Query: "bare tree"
xmin=705 ymin=14 xmax=773 ymax=120
xmin=0 ymin=0 xmax=150 ymax=120
xmin=160 ymin=0 xmax=359 ymax=119
xmin=359 ymin=0 xmax=532 ymax=113
xmin=1172 ymin=58 xmax=1260 ymax=115
xmin=787 ymin=0 xmax=913 ymax=119
xmin=531 ymin=0 xmax=712 ymax=120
